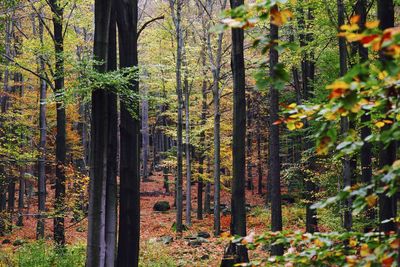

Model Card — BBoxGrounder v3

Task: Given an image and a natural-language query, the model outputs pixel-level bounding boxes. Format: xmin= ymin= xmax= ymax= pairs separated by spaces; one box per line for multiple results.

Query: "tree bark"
xmin=37 ymin=8 xmax=47 ymax=240
xmin=169 ymin=0 xmax=184 ymax=233
xmin=116 ymin=0 xmax=140 ymax=265
xmin=105 ymin=7 xmax=118 ymax=266
xmin=269 ymin=5 xmax=283 ymax=256
xmin=377 ymin=0 xmax=396 ymax=233
xmin=230 ymin=4 xmax=247 ymax=264
xmin=48 ymin=0 xmax=67 ymax=246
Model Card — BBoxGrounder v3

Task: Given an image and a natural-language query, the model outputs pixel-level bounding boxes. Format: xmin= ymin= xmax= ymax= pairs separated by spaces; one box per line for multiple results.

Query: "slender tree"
xmin=169 ymin=0 xmax=184 ymax=233
xmin=36 ymin=8 xmax=47 ymax=239
xmin=269 ymin=4 xmax=283 ymax=256
xmin=377 ymin=0 xmax=396 ymax=233
xmin=48 ymin=0 xmax=67 ymax=246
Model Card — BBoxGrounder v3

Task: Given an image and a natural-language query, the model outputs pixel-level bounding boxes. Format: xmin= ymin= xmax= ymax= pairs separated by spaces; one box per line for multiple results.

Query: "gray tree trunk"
xmin=169 ymin=0 xmax=184 ymax=232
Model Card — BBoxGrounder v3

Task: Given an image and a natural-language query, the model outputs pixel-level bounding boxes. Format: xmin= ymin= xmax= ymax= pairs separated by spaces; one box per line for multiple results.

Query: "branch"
xmin=137 ymin=15 xmax=165 ymax=40
xmin=0 ymin=53 xmax=54 ymax=91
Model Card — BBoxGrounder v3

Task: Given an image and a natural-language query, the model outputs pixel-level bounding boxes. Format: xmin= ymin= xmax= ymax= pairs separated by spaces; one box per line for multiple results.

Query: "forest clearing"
xmin=0 ymin=0 xmax=399 ymax=266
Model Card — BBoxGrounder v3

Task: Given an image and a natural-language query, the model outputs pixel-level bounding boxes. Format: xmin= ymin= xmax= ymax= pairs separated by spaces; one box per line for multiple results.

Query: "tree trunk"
xmin=37 ymin=8 xmax=47 ymax=240
xmin=204 ymin=157 xmax=211 ymax=214
xmin=337 ymin=0 xmax=354 ymax=232
xmin=377 ymin=0 xmax=396 ymax=233
xmin=105 ymin=7 xmax=118 ymax=267
xmin=257 ymin=127 xmax=263 ymax=195
xmin=141 ymin=85 xmax=149 ymax=182
xmin=229 ymin=0 xmax=248 ymax=262
xmin=49 ymin=0 xmax=67 ymax=246
xmin=116 ymin=0 xmax=140 ymax=265
xmin=269 ymin=5 xmax=283 ymax=256
xmin=16 ymin=171 xmax=24 ymax=227
xmin=169 ymin=0 xmax=184 ymax=233
xmin=246 ymin=98 xmax=253 ymax=191
xmin=86 ymin=0 xmax=112 ymax=265
xmin=356 ymin=0 xmax=375 ymax=230
xmin=184 ymin=68 xmax=192 ymax=226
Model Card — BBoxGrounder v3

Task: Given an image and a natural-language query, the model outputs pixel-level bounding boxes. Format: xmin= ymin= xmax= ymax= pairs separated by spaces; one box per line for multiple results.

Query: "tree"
xmin=116 ymin=0 xmax=140 ymax=265
xmin=377 ymin=0 xmax=396 ymax=233
xmin=269 ymin=4 xmax=283 ymax=256
xmin=86 ymin=0 xmax=112 ymax=264
xmin=48 ymin=0 xmax=67 ymax=246
xmin=36 ymin=7 xmax=47 ymax=240
xmin=229 ymin=0 xmax=248 ymax=263
xmin=169 ymin=0 xmax=184 ymax=233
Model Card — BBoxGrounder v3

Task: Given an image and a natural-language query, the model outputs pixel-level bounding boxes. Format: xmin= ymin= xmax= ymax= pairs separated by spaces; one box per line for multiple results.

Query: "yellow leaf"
xmin=378 ymin=71 xmax=388 ymax=80
xmin=288 ymin=103 xmax=297 ymax=109
xmin=314 ymin=238 xmax=324 ymax=247
xmin=295 ymin=121 xmax=304 ymax=129
xmin=326 ymin=80 xmax=350 ymax=90
xmin=360 ymin=243 xmax=371 ymax=257
xmin=375 ymin=121 xmax=385 ymax=128
xmin=349 ymin=238 xmax=357 ymax=247
xmin=287 ymin=122 xmax=296 ymax=131
xmin=366 ymin=20 xmax=380 ymax=29
xmin=365 ymin=194 xmax=377 ymax=207
xmin=340 ymin=24 xmax=359 ymax=32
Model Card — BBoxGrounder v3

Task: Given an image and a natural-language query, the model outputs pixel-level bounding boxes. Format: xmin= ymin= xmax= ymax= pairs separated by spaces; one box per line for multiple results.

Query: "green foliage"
xmin=139 ymin=242 xmax=176 ymax=267
xmin=0 ymin=241 xmax=85 ymax=267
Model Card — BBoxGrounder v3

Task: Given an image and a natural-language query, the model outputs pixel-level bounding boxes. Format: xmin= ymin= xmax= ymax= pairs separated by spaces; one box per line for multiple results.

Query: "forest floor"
xmin=0 ymin=171 xmax=305 ymax=266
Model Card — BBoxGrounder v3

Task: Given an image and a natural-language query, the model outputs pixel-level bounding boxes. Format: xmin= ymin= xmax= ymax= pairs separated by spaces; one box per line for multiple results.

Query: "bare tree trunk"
xmin=105 ymin=7 xmax=118 ymax=266
xmin=377 ymin=0 xmax=396 ymax=233
xmin=141 ymin=85 xmax=149 ymax=182
xmin=269 ymin=5 xmax=283 ymax=256
xmin=226 ymin=0 xmax=249 ymax=264
xmin=184 ymin=67 xmax=192 ymax=226
xmin=86 ymin=0 xmax=112 ymax=265
xmin=48 ymin=0 xmax=67 ymax=246
xmin=116 ymin=0 xmax=140 ymax=265
xmin=337 ymin=0 xmax=354 ymax=232
xmin=16 ymin=170 xmax=24 ymax=227
xmin=169 ymin=0 xmax=184 ymax=233
xmin=37 ymin=8 xmax=47 ymax=240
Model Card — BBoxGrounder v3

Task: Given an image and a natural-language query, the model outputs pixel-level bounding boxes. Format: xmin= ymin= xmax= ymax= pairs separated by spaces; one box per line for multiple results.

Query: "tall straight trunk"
xmin=197 ymin=44 xmax=208 ymax=220
xmin=49 ymin=0 xmax=67 ymax=246
xmin=116 ymin=0 xmax=140 ymax=265
xmin=213 ymin=83 xmax=221 ymax=235
xmin=141 ymin=88 xmax=149 ymax=182
xmin=257 ymin=127 xmax=263 ymax=195
xmin=377 ymin=0 xmax=396 ymax=233
xmin=337 ymin=0 xmax=354 ymax=232
xmin=16 ymin=172 xmax=25 ymax=227
xmin=356 ymin=0 xmax=375 ymax=230
xmin=204 ymin=157 xmax=211 ymax=214
xmin=303 ymin=7 xmax=318 ymax=234
xmin=86 ymin=0 xmax=111 ymax=265
xmin=7 ymin=179 xmax=15 ymax=232
xmin=169 ymin=0 xmax=184 ymax=233
xmin=230 ymin=0 xmax=247 ymax=239
xmin=105 ymin=7 xmax=118 ymax=267
xmin=184 ymin=69 xmax=192 ymax=226
xmin=37 ymin=8 xmax=47 ymax=240
xmin=269 ymin=5 xmax=283 ymax=256
xmin=246 ymin=98 xmax=253 ymax=191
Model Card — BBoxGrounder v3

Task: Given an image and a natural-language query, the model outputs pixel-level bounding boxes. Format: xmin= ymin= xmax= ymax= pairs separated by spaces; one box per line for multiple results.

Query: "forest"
xmin=0 ymin=0 xmax=399 ymax=266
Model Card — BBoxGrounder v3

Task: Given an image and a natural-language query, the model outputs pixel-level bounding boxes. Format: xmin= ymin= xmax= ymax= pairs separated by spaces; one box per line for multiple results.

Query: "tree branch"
xmin=137 ymin=15 xmax=165 ymax=40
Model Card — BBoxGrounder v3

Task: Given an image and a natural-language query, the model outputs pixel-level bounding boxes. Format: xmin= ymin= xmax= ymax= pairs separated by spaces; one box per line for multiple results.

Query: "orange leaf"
xmin=350 ymin=15 xmax=360 ymax=24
